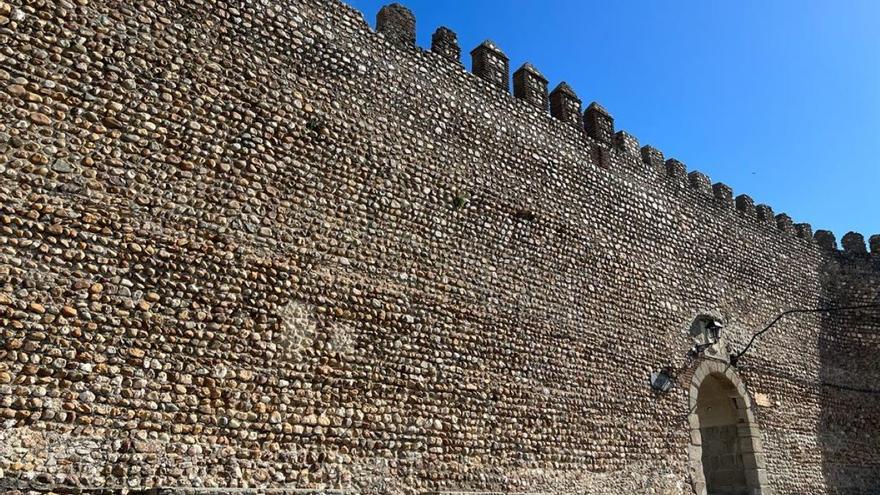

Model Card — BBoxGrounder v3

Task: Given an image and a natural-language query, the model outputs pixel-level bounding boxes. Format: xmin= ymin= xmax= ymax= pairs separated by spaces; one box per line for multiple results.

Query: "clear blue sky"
xmin=347 ymin=0 xmax=880 ymax=240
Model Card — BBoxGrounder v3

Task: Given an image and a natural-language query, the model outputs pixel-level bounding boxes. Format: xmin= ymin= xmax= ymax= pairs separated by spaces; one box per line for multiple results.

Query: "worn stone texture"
xmin=0 ymin=0 xmax=877 ymax=494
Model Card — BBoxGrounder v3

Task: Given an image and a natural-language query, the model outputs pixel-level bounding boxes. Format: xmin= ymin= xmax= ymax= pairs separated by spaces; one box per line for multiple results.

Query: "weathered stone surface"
xmin=431 ymin=26 xmax=462 ymax=64
xmin=28 ymin=112 xmax=51 ymax=126
xmin=0 ymin=0 xmax=877 ymax=494
xmin=50 ymin=159 xmax=73 ymax=173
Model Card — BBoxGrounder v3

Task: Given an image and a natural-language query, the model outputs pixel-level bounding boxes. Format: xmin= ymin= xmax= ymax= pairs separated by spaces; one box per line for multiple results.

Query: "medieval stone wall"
xmin=817 ymin=254 xmax=880 ymax=494
xmin=0 ymin=0 xmax=877 ymax=493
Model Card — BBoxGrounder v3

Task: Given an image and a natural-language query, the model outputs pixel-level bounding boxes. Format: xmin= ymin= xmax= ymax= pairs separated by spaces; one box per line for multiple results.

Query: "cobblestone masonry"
xmin=0 ymin=0 xmax=878 ymax=494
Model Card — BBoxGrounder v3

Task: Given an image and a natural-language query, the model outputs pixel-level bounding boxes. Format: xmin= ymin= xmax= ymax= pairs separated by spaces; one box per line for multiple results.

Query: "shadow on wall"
xmin=696 ymin=374 xmax=750 ymax=494
xmin=818 ymin=247 xmax=880 ymax=495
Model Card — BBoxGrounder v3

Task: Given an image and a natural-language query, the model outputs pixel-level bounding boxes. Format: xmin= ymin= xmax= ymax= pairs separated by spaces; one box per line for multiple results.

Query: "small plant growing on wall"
xmin=306 ymin=117 xmax=328 ymax=138
xmin=514 ymin=208 xmax=536 ymax=221
xmin=452 ymin=192 xmax=468 ymax=210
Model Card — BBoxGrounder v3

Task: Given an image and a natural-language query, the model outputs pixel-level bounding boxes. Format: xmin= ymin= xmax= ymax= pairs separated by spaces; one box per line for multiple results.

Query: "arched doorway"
xmin=688 ymin=360 xmax=771 ymax=495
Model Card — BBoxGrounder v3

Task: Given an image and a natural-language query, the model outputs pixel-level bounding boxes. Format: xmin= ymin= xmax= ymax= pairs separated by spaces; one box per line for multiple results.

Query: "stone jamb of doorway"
xmin=687 ymin=359 xmax=772 ymax=495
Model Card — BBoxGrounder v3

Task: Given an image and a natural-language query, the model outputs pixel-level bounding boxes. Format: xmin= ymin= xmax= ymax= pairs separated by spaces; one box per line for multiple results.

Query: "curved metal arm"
xmin=731 ymin=303 xmax=880 ymax=365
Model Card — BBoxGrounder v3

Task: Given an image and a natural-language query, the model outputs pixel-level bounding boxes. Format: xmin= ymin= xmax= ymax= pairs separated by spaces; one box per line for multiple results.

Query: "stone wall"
xmin=0 ymin=0 xmax=878 ymax=493
xmin=818 ymin=253 xmax=880 ymax=495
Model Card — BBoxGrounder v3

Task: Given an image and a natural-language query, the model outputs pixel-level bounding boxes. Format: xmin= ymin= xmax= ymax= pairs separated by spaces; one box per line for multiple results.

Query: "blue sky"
xmin=347 ymin=0 xmax=880 ymax=240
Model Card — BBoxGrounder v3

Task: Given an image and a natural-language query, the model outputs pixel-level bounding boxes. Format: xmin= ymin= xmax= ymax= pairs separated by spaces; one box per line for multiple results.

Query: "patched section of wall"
xmin=0 ymin=427 xmax=115 ymax=487
xmin=276 ymin=300 xmax=320 ymax=360
xmin=275 ymin=301 xmax=356 ymax=359
xmin=327 ymin=321 xmax=356 ymax=356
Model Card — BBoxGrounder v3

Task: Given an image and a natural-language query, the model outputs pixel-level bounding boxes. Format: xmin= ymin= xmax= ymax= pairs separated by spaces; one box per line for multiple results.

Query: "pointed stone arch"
xmin=687 ymin=359 xmax=771 ymax=495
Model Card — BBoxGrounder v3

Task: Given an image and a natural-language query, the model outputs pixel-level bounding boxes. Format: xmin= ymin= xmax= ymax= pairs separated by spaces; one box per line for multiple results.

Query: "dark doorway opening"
xmin=696 ymin=374 xmax=748 ymax=495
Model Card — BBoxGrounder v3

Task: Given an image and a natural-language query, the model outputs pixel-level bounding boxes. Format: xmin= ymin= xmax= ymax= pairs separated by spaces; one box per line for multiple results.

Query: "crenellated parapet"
xmin=431 ymin=27 xmax=461 ymax=65
xmin=841 ymin=232 xmax=868 ymax=255
xmin=712 ymin=183 xmax=733 ymax=207
xmin=665 ymin=158 xmax=687 ymax=181
xmin=640 ymin=146 xmax=665 ymax=175
xmin=471 ymin=40 xmax=510 ymax=92
xmin=795 ymin=223 xmax=813 ymax=240
xmin=755 ymin=204 xmax=775 ymax=224
xmin=776 ymin=214 xmax=794 ymax=234
xmin=376 ymin=3 xmax=415 ymax=48
xmin=615 ymin=131 xmax=641 ymax=157
xmin=585 ymin=102 xmax=614 ymax=145
xmin=735 ymin=194 xmax=756 ymax=217
xmin=688 ymin=171 xmax=711 ymax=193
xmin=513 ymin=63 xmax=549 ymax=111
xmin=5 ymin=0 xmax=880 ymax=491
xmin=815 ymin=230 xmax=838 ymax=251
xmin=550 ymin=82 xmax=582 ymax=127
xmin=372 ymin=3 xmax=878 ymax=261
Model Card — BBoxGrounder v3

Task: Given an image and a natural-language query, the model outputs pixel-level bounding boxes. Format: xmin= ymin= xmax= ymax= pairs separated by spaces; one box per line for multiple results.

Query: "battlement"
xmin=374 ymin=3 xmax=877 ymax=258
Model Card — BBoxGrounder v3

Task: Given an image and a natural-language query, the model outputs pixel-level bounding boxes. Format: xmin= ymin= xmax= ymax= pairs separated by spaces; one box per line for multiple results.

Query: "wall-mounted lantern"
xmin=705 ymin=319 xmax=723 ymax=344
xmin=651 ymin=316 xmax=728 ymax=393
xmin=650 ymin=370 xmax=674 ymax=393
xmin=691 ymin=316 xmax=724 ymax=355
